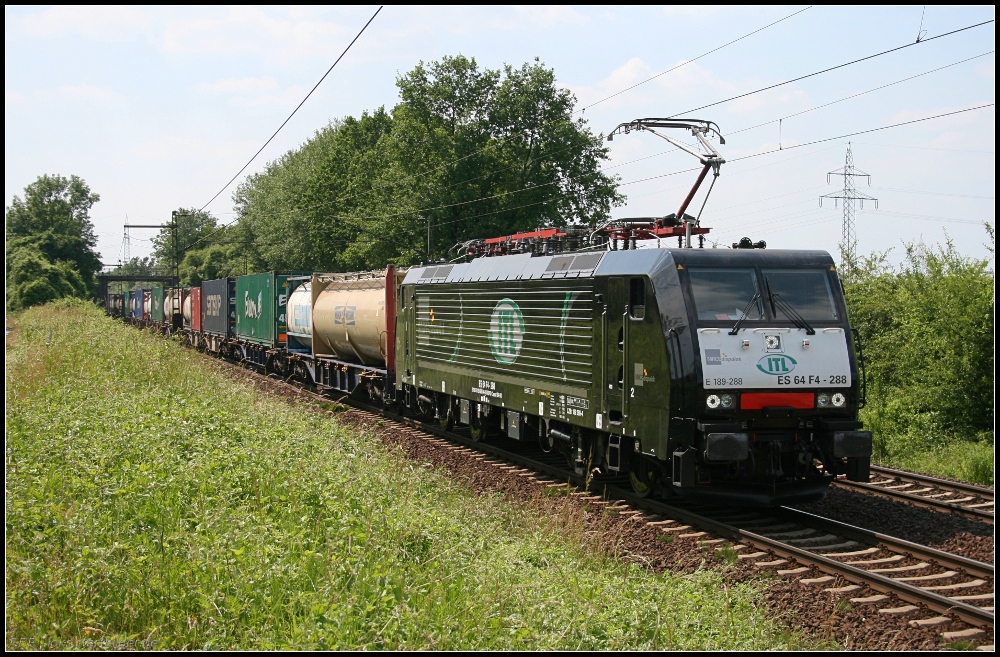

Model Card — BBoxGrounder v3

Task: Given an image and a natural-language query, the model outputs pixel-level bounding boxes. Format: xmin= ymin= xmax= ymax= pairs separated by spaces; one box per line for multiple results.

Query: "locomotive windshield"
xmin=688 ymin=268 xmax=763 ymax=321
xmin=763 ymin=269 xmax=839 ymax=321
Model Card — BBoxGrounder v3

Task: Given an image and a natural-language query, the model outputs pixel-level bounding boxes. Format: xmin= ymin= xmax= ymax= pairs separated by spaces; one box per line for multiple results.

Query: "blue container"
xmin=131 ymin=290 xmax=143 ymax=319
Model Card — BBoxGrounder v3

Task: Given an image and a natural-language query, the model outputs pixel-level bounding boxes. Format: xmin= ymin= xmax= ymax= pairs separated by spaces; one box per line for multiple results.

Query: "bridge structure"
xmin=95 ymin=270 xmax=178 ymax=305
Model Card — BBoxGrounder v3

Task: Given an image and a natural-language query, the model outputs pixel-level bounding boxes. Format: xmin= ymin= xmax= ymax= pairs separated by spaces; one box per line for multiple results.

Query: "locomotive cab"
xmin=663 ymin=248 xmax=871 ymax=505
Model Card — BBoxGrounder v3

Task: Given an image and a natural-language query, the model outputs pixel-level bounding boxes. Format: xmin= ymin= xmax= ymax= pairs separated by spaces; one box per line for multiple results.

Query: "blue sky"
xmin=5 ymin=5 xmax=995 ymax=265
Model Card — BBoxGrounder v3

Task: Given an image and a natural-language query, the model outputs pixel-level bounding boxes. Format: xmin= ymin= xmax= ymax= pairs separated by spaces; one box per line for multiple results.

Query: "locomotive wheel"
xmin=629 ymin=457 xmax=658 ymax=498
xmin=438 ymin=408 xmax=454 ymax=431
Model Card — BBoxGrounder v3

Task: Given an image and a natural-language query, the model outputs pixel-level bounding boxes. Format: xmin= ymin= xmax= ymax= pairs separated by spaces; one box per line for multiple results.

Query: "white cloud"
xmin=511 ymin=5 xmax=590 ymax=27
xmin=131 ymin=135 xmax=257 ymax=160
xmin=158 ymin=7 xmax=354 ymax=62
xmin=199 ymin=77 xmax=278 ymax=94
xmin=20 ymin=6 xmax=152 ymax=42
xmin=59 ymin=84 xmax=123 ymax=103
xmin=660 ymin=7 xmax=725 ymax=19
xmin=15 ymin=6 xmax=367 ymax=63
xmin=566 ymin=57 xmax=741 ymax=111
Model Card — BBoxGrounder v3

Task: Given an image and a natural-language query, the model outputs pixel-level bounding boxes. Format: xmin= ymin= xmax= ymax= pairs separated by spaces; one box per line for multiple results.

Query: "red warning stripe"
xmin=740 ymin=392 xmax=815 ymax=410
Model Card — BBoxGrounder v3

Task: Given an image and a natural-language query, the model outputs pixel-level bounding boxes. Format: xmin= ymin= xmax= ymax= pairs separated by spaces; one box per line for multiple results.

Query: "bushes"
xmin=844 ymin=232 xmax=994 ymax=483
xmin=5 ymin=239 xmax=88 ymax=310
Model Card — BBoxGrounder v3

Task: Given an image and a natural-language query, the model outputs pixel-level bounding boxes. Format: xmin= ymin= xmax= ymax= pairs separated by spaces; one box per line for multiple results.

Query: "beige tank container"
xmin=287 ymin=281 xmax=312 ymax=348
xmin=182 ymin=292 xmax=192 ymax=324
xmin=312 ymin=271 xmax=392 ymax=366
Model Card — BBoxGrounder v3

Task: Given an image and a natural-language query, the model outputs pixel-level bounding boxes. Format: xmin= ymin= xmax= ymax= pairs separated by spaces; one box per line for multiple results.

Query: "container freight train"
xmin=112 ymin=246 xmax=872 ymax=506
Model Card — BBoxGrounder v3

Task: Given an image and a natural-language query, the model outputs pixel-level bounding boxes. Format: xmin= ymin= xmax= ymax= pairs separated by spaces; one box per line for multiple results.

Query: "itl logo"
xmin=757 ymin=354 xmax=797 ymax=375
xmin=488 ymin=298 xmax=524 ymax=365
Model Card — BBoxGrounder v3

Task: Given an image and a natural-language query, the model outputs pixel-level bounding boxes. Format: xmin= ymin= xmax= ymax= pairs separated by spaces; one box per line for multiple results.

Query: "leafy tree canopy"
xmin=150 ymin=208 xmax=219 ymax=269
xmin=845 ymin=227 xmax=995 ymax=450
xmin=6 ymin=240 xmax=87 ymax=311
xmin=5 ymin=174 xmax=102 ymax=309
xmin=232 ymin=55 xmax=623 ymax=272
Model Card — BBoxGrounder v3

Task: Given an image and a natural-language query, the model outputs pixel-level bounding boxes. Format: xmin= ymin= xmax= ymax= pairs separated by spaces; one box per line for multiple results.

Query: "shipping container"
xmin=202 ymin=278 xmax=235 ymax=337
xmin=286 ymin=277 xmax=312 ymax=353
xmin=151 ymin=286 xmax=165 ymax=323
xmin=131 ymin=290 xmax=143 ymax=319
xmin=165 ymin=287 xmax=183 ymax=327
xmin=235 ymin=272 xmax=290 ymax=347
xmin=185 ymin=287 xmax=201 ymax=332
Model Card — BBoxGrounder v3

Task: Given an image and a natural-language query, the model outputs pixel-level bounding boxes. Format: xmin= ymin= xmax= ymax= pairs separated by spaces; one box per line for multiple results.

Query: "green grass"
xmin=877 ymin=435 xmax=994 ymax=486
xmin=864 ymin=399 xmax=994 ymax=486
xmin=6 ymin=301 xmax=807 ymax=650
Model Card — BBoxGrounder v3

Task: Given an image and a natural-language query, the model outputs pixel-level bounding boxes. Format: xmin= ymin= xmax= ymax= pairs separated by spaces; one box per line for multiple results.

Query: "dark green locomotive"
xmin=395 ymin=247 xmax=871 ymax=505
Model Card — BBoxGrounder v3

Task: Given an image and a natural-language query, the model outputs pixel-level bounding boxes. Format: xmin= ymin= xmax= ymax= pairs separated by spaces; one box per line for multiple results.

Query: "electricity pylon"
xmin=820 ymin=142 xmax=877 ymax=273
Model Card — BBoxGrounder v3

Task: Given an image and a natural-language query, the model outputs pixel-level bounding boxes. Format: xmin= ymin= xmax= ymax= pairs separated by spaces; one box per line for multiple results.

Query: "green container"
xmin=151 ymin=286 xmax=165 ymax=323
xmin=235 ymin=272 xmax=290 ymax=347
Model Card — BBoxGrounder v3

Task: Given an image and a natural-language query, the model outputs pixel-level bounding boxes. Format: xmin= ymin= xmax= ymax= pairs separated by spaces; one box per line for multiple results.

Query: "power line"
xmin=853 ymin=141 xmax=994 ymax=154
xmin=666 ymin=19 xmax=994 ymax=119
xmin=871 ymin=186 xmax=994 ymax=200
xmin=196 ymin=6 xmax=383 ymax=214
xmin=727 ymin=50 xmax=995 ymax=137
xmin=864 ymin=209 xmax=984 ymax=225
xmin=577 ymin=6 xmax=812 ymax=113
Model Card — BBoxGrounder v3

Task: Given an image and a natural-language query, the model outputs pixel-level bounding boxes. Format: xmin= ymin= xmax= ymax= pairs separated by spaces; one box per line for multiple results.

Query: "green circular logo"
xmin=488 ymin=298 xmax=525 ymax=365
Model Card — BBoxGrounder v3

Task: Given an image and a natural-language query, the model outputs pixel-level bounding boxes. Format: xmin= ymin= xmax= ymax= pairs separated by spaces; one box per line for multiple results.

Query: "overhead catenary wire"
xmin=576 ymin=6 xmax=812 ymax=113
xmin=192 ymin=5 xmax=383 ymax=215
xmin=727 ymin=50 xmax=995 ymax=137
xmin=665 ymin=19 xmax=994 ymax=119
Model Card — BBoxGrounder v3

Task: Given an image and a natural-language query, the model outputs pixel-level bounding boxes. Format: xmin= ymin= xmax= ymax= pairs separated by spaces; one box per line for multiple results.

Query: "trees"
xmin=5 ymin=175 xmax=102 ymax=310
xmin=150 ymin=208 xmax=219 ymax=270
xmin=233 ymin=55 xmax=623 ymax=272
xmin=844 ymin=230 xmax=995 ymax=475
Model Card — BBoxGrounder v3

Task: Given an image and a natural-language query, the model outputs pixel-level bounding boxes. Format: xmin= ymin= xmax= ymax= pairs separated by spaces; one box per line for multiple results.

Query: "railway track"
xmin=834 ymin=465 xmax=994 ymax=524
xmin=336 ymin=398 xmax=995 ymax=639
xmin=214 ymin=357 xmax=996 ymax=644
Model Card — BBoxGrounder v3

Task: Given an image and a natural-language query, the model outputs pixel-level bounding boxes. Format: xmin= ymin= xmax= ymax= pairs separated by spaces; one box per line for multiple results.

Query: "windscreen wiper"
xmin=729 ymin=293 xmax=760 ymax=335
xmin=765 ymin=278 xmax=815 ymax=335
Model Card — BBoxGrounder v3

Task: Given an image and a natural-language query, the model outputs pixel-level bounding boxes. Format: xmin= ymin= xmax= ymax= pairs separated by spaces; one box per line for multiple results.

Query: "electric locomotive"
xmin=391 ymin=243 xmax=870 ymax=505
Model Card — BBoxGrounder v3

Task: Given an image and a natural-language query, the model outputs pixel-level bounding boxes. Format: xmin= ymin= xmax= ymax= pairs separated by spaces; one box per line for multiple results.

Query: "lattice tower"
xmin=820 ymin=143 xmax=877 ymax=272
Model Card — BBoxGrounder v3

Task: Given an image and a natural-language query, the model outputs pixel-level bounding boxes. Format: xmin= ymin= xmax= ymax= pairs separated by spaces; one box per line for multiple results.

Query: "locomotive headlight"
xmin=832 ymin=393 xmax=846 ymax=407
xmin=816 ymin=393 xmax=831 ymax=407
xmin=706 ymin=394 xmax=721 ymax=409
xmin=720 ymin=394 xmax=735 ymax=409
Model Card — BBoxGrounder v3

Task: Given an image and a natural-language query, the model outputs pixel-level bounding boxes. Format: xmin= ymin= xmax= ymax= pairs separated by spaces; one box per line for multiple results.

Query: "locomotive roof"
xmin=403 ymin=247 xmax=836 ymax=285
